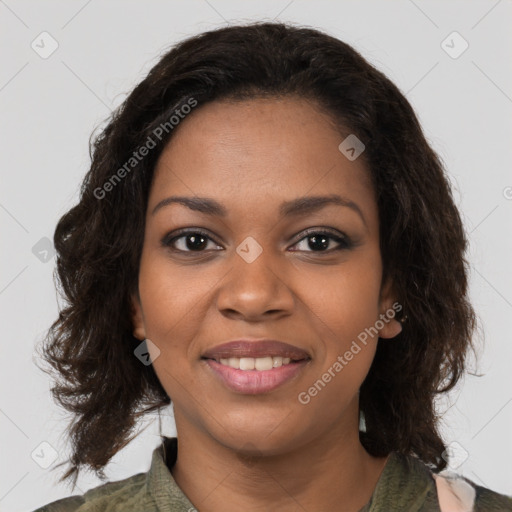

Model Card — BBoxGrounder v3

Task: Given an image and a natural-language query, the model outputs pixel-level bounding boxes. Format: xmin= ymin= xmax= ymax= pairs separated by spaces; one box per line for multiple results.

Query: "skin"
xmin=131 ymin=96 xmax=403 ymax=512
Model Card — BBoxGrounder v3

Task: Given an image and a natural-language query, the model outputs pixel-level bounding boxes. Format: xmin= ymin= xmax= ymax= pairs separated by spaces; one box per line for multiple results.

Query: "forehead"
xmin=150 ymin=96 xmax=375 ymax=219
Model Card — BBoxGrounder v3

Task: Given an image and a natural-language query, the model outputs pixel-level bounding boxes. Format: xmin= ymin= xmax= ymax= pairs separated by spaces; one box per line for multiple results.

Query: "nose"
xmin=215 ymin=244 xmax=295 ymax=322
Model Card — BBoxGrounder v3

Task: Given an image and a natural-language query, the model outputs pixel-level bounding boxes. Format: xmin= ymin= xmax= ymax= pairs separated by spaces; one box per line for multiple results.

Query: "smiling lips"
xmin=202 ymin=339 xmax=310 ymax=360
xmin=201 ymin=339 xmax=311 ymax=394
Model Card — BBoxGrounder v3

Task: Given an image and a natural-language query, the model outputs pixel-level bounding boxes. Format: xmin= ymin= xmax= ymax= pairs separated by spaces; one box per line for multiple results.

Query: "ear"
xmin=377 ymin=276 xmax=403 ymax=340
xmin=130 ymin=292 xmax=146 ymax=341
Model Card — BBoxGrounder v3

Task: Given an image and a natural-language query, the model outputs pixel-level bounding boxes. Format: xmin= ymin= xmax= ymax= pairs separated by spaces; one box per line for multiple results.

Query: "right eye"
xmin=161 ymin=229 xmax=224 ymax=253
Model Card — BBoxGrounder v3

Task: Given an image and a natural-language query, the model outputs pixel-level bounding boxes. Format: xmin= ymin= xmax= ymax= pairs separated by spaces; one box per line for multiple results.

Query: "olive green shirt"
xmin=34 ymin=437 xmax=512 ymax=511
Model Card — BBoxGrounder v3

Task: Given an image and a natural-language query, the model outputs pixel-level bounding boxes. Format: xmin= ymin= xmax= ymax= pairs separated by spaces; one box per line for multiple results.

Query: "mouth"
xmin=201 ymin=339 xmax=311 ymax=362
xmin=201 ymin=339 xmax=311 ymax=394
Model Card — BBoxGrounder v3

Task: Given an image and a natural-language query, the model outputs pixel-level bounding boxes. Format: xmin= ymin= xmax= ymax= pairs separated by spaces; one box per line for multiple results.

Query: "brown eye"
xmin=290 ymin=229 xmax=351 ymax=253
xmin=162 ymin=229 xmax=223 ymax=253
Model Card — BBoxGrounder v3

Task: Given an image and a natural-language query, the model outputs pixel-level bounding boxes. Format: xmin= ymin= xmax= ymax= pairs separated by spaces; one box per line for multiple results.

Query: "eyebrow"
xmin=151 ymin=194 xmax=367 ymax=227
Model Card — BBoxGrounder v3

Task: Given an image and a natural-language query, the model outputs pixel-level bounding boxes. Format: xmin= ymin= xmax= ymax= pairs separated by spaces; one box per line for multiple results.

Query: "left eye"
xmin=291 ymin=230 xmax=351 ymax=252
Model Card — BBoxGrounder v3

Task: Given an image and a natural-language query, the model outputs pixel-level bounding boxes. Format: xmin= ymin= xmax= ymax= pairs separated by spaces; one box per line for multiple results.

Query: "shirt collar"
xmin=146 ymin=437 xmax=435 ymax=511
xmin=146 ymin=436 xmax=197 ymax=511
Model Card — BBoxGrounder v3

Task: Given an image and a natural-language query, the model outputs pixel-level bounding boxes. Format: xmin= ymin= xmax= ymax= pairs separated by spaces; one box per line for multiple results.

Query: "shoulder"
xmin=32 ymin=471 xmax=148 ymax=512
xmin=32 ymin=495 xmax=85 ymax=512
xmin=377 ymin=452 xmax=512 ymax=511
xmin=432 ymin=469 xmax=512 ymax=511
xmin=32 ymin=438 xmax=195 ymax=512
xmin=474 ymin=485 xmax=512 ymax=511
xmin=474 ymin=484 xmax=512 ymax=511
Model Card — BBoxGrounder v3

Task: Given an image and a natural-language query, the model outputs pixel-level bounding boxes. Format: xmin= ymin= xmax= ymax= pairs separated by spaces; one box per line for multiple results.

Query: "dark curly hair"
xmin=35 ymin=21 xmax=480 ymax=489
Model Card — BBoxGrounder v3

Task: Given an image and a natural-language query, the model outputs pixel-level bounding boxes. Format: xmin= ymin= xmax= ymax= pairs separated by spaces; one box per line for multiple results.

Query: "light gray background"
xmin=1 ymin=1 xmax=511 ymax=510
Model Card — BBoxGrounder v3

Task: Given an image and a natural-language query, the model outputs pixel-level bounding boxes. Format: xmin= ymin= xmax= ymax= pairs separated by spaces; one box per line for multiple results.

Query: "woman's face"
xmin=131 ymin=96 xmax=401 ymax=455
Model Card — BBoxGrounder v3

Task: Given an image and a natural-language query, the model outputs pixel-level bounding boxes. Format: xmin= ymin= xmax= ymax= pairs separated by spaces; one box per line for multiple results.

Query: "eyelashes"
xmin=161 ymin=229 xmax=221 ymax=253
xmin=289 ymin=227 xmax=352 ymax=252
xmin=160 ymin=227 xmax=353 ymax=255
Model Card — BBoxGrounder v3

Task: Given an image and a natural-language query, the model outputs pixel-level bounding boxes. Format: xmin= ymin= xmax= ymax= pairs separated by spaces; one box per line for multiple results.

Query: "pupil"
xmin=186 ymin=234 xmax=207 ymax=251
xmin=309 ymin=235 xmax=329 ymax=251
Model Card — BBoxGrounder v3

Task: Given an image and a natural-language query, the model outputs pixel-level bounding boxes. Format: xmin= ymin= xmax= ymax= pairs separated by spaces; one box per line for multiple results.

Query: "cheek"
xmin=298 ymin=263 xmax=382 ymax=412
xmin=138 ymin=248 xmax=207 ymax=330
xmin=314 ymin=250 xmax=382 ymax=349
xmin=137 ymin=253 xmax=201 ymax=402
xmin=136 ymin=250 xmax=207 ymax=364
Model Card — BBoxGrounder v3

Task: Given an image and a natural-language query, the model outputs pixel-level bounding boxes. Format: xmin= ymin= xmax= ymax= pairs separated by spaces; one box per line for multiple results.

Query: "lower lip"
xmin=203 ymin=359 xmax=309 ymax=395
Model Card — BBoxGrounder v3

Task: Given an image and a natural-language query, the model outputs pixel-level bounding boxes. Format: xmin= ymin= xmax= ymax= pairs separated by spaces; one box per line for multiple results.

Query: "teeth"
xmin=218 ymin=356 xmax=294 ymax=370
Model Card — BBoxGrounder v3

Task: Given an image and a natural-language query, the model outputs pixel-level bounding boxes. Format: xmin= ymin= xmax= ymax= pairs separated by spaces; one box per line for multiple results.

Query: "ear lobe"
xmin=378 ymin=276 xmax=403 ymax=340
xmin=130 ymin=293 xmax=146 ymax=341
xmin=378 ymin=317 xmax=402 ymax=339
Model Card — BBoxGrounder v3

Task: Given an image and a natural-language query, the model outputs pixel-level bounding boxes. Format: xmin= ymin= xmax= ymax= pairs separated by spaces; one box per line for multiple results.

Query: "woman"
xmin=34 ymin=21 xmax=512 ymax=511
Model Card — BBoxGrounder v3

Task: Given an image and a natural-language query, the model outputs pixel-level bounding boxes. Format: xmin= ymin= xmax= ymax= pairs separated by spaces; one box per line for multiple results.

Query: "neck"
xmin=170 ymin=407 xmax=389 ymax=512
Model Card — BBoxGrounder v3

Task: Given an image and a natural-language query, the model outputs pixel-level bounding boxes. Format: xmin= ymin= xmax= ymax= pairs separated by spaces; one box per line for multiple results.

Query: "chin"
xmin=209 ymin=416 xmax=304 ymax=457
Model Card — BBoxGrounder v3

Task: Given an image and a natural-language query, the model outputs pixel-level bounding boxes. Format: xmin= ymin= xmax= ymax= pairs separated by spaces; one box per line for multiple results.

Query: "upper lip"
xmin=201 ymin=339 xmax=311 ymax=361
